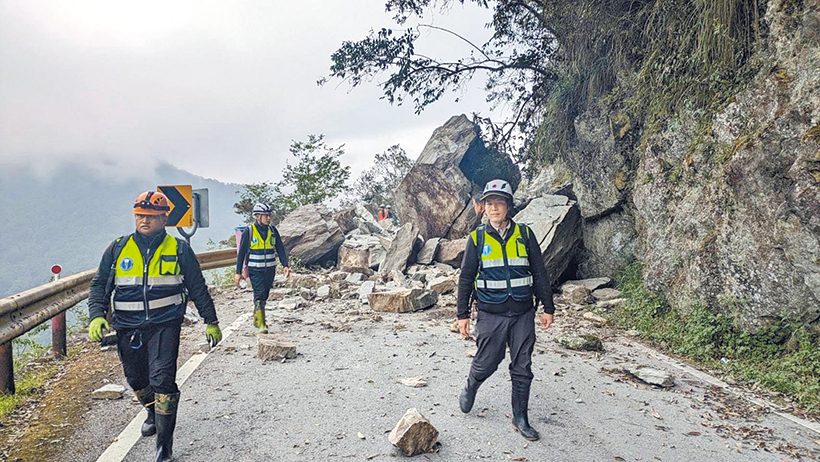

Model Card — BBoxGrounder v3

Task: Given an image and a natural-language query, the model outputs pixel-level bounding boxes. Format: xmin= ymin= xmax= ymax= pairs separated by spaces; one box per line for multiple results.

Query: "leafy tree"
xmin=275 ymin=134 xmax=351 ymax=210
xmin=234 ymin=181 xmax=278 ymax=223
xmin=320 ymin=0 xmax=559 ymax=166
xmin=234 ymin=134 xmax=351 ymax=224
xmin=343 ymin=144 xmax=413 ymax=208
xmin=323 ymin=0 xmax=762 ymax=172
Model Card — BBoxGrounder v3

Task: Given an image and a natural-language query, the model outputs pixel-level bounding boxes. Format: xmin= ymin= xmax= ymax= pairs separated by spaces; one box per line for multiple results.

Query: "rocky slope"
xmin=523 ymin=1 xmax=820 ymax=327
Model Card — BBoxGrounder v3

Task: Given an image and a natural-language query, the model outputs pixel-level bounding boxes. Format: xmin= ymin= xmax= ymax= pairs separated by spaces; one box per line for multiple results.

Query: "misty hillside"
xmin=0 ymin=162 xmax=243 ymax=298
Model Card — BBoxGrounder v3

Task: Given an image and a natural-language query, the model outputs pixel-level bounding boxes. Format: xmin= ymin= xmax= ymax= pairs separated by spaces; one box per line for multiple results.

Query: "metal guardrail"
xmin=0 ymin=248 xmax=236 ymax=394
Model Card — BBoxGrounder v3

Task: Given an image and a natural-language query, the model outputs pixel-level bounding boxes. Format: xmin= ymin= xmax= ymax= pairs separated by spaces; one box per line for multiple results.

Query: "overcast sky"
xmin=0 ymin=0 xmax=503 ymax=184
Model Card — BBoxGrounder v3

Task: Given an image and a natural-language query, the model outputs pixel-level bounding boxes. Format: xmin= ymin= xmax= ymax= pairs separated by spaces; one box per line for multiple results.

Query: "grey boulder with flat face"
xmin=379 ymin=223 xmax=419 ymax=276
xmin=513 ymin=195 xmax=583 ymax=283
xmin=435 ymin=237 xmax=468 ymax=268
xmin=277 ymin=203 xmax=345 ymax=266
xmin=416 ymin=238 xmax=441 ymax=265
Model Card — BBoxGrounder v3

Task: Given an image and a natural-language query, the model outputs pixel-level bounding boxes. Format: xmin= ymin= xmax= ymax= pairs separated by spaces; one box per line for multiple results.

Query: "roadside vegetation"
xmin=611 ymin=263 xmax=820 ymax=415
xmin=0 ymin=305 xmax=89 ymax=419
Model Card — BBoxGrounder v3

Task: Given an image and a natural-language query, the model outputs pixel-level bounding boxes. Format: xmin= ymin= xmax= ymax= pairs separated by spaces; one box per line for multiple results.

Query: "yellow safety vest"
xmin=248 ymin=224 xmax=277 ymax=269
xmin=112 ymin=234 xmax=185 ymax=314
xmin=471 ymin=223 xmax=534 ymax=304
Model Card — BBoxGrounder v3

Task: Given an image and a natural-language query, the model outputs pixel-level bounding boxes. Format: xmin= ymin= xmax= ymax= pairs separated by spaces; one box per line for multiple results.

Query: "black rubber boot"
xmin=155 ymin=392 xmax=180 ymax=462
xmin=459 ymin=375 xmax=483 ymax=414
xmin=511 ymin=381 xmax=539 ymax=441
xmin=134 ymin=386 xmax=156 ymax=437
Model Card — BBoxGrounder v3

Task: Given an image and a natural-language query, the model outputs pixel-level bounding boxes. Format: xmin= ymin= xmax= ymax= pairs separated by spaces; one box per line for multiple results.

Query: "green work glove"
xmin=205 ymin=323 xmax=222 ymax=347
xmin=88 ymin=317 xmax=110 ymax=342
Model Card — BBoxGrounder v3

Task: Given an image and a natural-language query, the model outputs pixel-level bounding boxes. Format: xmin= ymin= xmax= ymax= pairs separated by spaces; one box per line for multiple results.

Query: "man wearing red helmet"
xmin=456 ymin=179 xmax=555 ymax=442
xmin=87 ymin=190 xmax=222 ymax=462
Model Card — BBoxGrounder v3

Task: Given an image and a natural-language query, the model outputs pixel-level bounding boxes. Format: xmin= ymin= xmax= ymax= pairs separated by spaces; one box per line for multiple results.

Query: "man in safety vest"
xmin=234 ymin=203 xmax=290 ymax=333
xmin=87 ymin=191 xmax=222 ymax=461
xmin=456 ymin=179 xmax=555 ymax=441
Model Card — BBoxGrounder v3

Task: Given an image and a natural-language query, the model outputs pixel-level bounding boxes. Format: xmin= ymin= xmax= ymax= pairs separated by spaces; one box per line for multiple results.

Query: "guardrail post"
xmin=51 ymin=312 xmax=67 ymax=358
xmin=49 ymin=265 xmax=67 ymax=358
xmin=0 ymin=342 xmax=13 ymax=394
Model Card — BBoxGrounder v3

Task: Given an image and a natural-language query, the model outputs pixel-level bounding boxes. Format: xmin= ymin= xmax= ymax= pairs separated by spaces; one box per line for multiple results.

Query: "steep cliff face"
xmin=541 ymin=0 xmax=820 ymax=327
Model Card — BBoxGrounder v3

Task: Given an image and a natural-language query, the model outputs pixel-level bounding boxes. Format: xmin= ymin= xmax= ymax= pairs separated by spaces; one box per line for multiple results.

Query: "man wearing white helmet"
xmin=235 ymin=203 xmax=291 ymax=333
xmin=456 ymin=179 xmax=555 ymax=441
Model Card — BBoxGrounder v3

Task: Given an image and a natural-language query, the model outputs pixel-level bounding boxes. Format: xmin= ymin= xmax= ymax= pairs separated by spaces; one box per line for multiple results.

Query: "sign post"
xmin=50 ymin=264 xmax=67 ymax=358
xmin=157 ymin=186 xmax=209 ymax=244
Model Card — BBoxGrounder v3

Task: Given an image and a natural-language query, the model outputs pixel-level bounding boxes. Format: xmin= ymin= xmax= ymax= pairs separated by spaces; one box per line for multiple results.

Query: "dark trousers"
xmin=249 ymin=267 xmax=276 ymax=303
xmin=117 ymin=321 xmax=182 ymax=395
xmin=470 ymin=309 xmax=536 ymax=384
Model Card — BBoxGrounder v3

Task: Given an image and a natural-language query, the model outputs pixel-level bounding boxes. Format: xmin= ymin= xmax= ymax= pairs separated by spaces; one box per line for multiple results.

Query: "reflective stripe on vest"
xmin=114 ymin=276 xmax=184 ymax=286
xmin=112 ymin=234 xmax=185 ymax=313
xmin=471 ymin=223 xmax=534 ymax=304
xmin=114 ymin=294 xmax=184 ymax=311
xmin=475 ymin=275 xmax=533 ymax=289
xmin=248 ymin=224 xmax=276 ymax=268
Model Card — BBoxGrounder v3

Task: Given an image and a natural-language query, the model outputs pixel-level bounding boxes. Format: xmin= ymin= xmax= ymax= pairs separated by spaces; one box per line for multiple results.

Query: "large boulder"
xmin=332 ymin=207 xmax=358 ymax=234
xmin=368 ymin=288 xmax=438 ymax=313
xmin=394 ymin=115 xmax=521 ymax=240
xmin=379 ymin=223 xmax=419 ymax=276
xmin=338 ymin=234 xmax=386 ymax=271
xmin=435 ymin=237 xmax=467 ymax=268
xmin=513 ymin=195 xmax=583 ymax=282
xmin=337 ymin=246 xmax=369 ymax=271
xmin=577 ymin=210 xmax=636 ymax=278
xmin=416 ymin=238 xmax=441 ymax=265
xmin=277 ymin=204 xmax=345 ymax=265
xmin=566 ymin=110 xmax=632 ymax=220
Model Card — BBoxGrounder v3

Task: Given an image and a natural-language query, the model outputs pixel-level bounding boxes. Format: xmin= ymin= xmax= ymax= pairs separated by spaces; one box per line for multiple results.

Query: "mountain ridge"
xmin=0 ymin=161 xmax=243 ymax=298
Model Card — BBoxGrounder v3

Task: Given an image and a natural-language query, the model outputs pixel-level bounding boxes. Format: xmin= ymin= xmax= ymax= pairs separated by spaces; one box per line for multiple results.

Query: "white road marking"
xmin=629 ymin=341 xmax=820 ymax=435
xmin=95 ymin=312 xmax=252 ymax=462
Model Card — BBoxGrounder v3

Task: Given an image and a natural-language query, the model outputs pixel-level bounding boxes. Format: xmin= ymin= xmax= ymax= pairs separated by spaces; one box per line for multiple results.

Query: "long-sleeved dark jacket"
xmin=457 ymin=220 xmax=556 ymax=319
xmin=235 ymin=222 xmax=288 ymax=273
xmin=88 ymin=230 xmax=219 ymax=328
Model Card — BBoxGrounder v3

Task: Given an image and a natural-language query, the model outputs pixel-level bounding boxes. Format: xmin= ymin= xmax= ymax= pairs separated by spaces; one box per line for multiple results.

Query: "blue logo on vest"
xmin=251 ymin=237 xmax=258 ymax=245
xmin=481 ymin=244 xmax=492 ymax=256
xmin=120 ymin=257 xmax=134 ymax=272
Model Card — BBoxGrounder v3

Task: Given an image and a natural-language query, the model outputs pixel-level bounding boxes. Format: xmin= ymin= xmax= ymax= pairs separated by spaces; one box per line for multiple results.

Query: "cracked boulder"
xmin=394 ymin=115 xmax=520 ymax=240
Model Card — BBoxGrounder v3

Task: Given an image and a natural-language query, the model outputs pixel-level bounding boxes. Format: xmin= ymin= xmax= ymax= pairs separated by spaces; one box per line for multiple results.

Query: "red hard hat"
xmin=133 ymin=191 xmax=170 ymax=215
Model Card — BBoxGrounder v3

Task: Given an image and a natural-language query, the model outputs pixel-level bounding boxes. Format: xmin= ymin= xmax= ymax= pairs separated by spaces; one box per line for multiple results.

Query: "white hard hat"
xmin=252 ymin=203 xmax=271 ymax=215
xmin=480 ymin=179 xmax=514 ymax=201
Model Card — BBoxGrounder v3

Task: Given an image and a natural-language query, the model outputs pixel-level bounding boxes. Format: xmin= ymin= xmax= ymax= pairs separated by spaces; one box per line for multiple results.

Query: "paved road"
xmin=103 ymin=288 xmax=819 ymax=461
